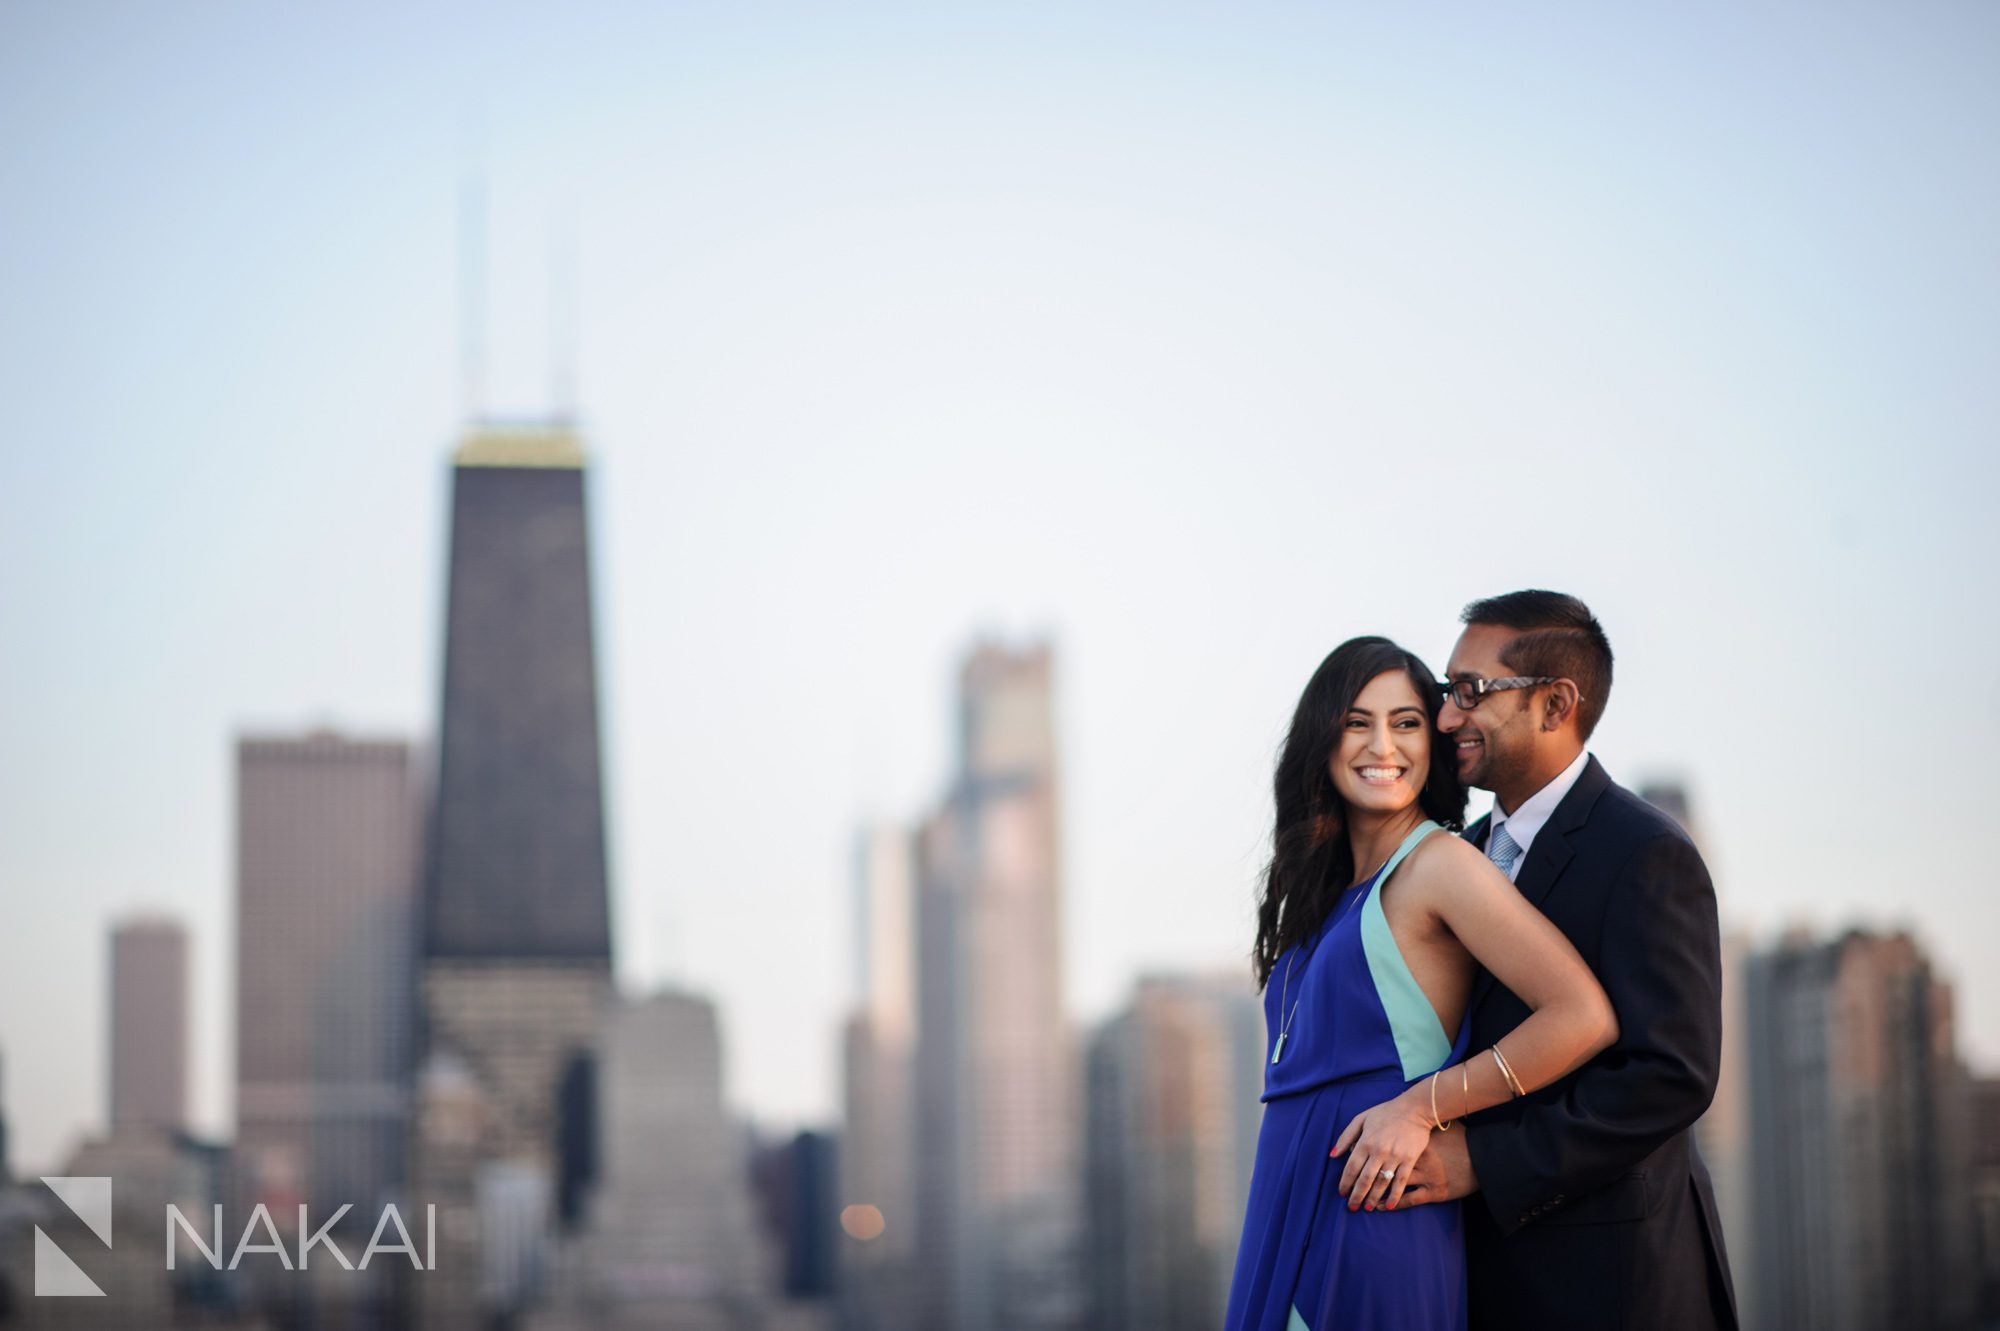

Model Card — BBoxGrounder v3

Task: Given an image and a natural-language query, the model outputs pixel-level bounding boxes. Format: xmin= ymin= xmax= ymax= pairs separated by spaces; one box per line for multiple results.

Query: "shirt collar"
xmin=1489 ymin=749 xmax=1591 ymax=861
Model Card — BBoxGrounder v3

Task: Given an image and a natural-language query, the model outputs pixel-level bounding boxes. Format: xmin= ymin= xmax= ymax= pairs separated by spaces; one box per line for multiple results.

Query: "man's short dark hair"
xmin=1461 ymin=590 xmax=1614 ymax=740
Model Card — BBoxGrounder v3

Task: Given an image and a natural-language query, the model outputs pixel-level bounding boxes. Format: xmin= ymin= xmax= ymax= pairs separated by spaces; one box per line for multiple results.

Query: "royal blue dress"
xmin=1225 ymin=820 xmax=1470 ymax=1331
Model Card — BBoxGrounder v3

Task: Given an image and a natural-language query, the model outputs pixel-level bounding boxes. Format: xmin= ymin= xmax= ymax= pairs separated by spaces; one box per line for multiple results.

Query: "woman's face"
xmin=1329 ymin=669 xmax=1431 ymax=816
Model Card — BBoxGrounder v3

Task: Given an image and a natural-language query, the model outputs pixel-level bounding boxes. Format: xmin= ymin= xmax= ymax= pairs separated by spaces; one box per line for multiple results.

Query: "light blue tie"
xmin=1488 ymin=822 xmax=1523 ymax=877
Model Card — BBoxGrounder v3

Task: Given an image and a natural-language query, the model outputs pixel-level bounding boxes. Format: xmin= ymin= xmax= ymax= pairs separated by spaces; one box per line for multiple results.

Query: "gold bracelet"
xmin=1460 ymin=1058 xmax=1470 ymax=1120
xmin=1491 ymin=1042 xmax=1527 ymax=1098
xmin=1493 ymin=1043 xmax=1525 ymax=1096
xmin=1430 ymin=1068 xmax=1454 ymax=1131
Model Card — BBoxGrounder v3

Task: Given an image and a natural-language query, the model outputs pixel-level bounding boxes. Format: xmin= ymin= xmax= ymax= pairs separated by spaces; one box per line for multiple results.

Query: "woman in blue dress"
xmin=1225 ymin=637 xmax=1618 ymax=1331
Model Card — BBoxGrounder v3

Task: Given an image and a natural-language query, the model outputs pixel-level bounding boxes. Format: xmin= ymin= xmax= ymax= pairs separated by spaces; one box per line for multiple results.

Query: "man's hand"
xmin=1396 ymin=1128 xmax=1480 ymax=1208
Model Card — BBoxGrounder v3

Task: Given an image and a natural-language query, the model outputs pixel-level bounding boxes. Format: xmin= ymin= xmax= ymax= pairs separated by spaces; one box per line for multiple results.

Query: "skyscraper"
xmin=0 ymin=1051 xmax=11 ymax=1184
xmin=1745 ymin=929 xmax=1977 ymax=1331
xmin=415 ymin=423 xmax=615 ymax=1329
xmin=530 ymin=992 xmax=775 ymax=1331
xmin=423 ymin=424 xmax=612 ymax=963
xmin=839 ymin=825 xmax=920 ymax=1328
xmin=913 ymin=641 xmax=1078 ymax=1331
xmin=1702 ymin=928 xmax=1754 ymax=1314
xmin=235 ymin=732 xmax=420 ymax=1220
xmin=1972 ymin=1076 xmax=2000 ymax=1326
xmin=109 ymin=917 xmax=189 ymax=1135
xmin=751 ymin=1129 xmax=838 ymax=1302
xmin=1640 ymin=781 xmax=1754 ymax=1301
xmin=1084 ymin=973 xmax=1264 ymax=1331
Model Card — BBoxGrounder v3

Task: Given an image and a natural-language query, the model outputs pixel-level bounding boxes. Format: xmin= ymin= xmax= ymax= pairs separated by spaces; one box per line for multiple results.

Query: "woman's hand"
xmin=1330 ymin=1090 xmax=1433 ymax=1212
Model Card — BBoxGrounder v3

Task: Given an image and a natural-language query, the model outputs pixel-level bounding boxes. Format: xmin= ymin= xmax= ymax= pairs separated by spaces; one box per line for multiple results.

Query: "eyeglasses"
xmin=1438 ymin=676 xmax=1557 ymax=711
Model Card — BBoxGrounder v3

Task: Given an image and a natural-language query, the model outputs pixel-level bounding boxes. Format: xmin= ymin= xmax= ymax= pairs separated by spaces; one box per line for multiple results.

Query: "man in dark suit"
xmin=1399 ymin=590 xmax=1738 ymax=1330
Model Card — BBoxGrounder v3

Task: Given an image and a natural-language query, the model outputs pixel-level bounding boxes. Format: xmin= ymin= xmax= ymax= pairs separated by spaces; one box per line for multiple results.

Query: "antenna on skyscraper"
xmin=458 ymin=103 xmax=490 ymax=428
xmin=549 ymin=207 xmax=578 ymax=424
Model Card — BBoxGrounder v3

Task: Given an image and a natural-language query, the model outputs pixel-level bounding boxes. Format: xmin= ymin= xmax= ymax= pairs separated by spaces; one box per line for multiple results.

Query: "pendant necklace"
xmin=1271 ymin=946 xmax=1308 ymax=1065
xmin=1269 ymin=868 xmax=1379 ymax=1066
xmin=1270 ymin=919 xmax=1332 ymax=1064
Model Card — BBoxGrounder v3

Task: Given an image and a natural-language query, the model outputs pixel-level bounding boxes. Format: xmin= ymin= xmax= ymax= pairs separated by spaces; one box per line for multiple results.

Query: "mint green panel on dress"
xmin=1287 ymin=1304 xmax=1311 ymax=1331
xmin=1359 ymin=824 xmax=1454 ymax=1083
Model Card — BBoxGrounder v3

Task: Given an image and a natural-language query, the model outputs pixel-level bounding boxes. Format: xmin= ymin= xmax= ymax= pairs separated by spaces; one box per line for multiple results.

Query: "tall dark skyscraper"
xmin=414 ymin=423 xmax=616 ymax=1330
xmin=427 ymin=426 xmax=612 ymax=962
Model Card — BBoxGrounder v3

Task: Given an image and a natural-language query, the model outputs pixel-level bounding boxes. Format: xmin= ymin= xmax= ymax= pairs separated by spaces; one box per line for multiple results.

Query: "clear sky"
xmin=3 ymin=1 xmax=1996 ymax=1171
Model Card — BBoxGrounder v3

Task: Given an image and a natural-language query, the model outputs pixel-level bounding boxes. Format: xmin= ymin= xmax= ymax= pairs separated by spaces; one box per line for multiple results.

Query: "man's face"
xmin=1438 ymin=623 xmax=1542 ymax=792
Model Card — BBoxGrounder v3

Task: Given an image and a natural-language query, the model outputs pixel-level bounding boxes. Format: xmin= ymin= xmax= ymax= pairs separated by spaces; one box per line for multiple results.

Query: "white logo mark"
xmin=35 ymin=1176 xmax=112 ymax=1297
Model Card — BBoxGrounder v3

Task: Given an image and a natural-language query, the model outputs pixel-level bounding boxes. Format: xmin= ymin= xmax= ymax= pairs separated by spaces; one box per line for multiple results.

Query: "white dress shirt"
xmin=1486 ymin=749 xmax=1591 ymax=883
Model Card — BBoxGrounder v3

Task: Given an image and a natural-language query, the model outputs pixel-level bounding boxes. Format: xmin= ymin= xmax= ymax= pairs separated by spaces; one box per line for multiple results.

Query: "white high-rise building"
xmin=855 ymin=823 xmax=916 ymax=1055
xmin=532 ymin=991 xmax=774 ymax=1331
xmin=914 ymin=641 xmax=1079 ymax=1331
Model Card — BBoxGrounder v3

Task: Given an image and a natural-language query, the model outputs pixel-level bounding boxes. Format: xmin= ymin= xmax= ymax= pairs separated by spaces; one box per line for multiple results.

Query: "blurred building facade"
xmin=531 ymin=992 xmax=777 ymax=1331
xmin=837 ymin=825 xmax=919 ymax=1330
xmin=1701 ymin=928 xmax=1755 ymax=1316
xmin=413 ymin=424 xmax=616 ymax=1330
xmin=0 ymin=1101 xmax=244 ymax=1330
xmin=1972 ymin=1075 xmax=2000 ymax=1326
xmin=913 ymin=642 xmax=1080 ymax=1331
xmin=234 ymin=731 xmax=422 ymax=1327
xmin=0 ymin=919 xmax=242 ymax=1328
xmin=110 ymin=917 xmax=189 ymax=1135
xmin=235 ymin=734 xmax=420 ymax=1213
xmin=1638 ymin=781 xmax=1756 ymax=1306
xmin=750 ymin=1129 xmax=838 ymax=1306
xmin=1084 ymin=973 xmax=1264 ymax=1331
xmin=0 ymin=1142 xmax=233 ymax=1331
xmin=1744 ymin=929 xmax=1976 ymax=1331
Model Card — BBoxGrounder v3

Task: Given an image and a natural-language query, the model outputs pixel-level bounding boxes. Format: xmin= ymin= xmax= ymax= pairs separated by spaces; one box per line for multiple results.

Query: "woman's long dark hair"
xmin=1252 ymin=637 xmax=1467 ymax=990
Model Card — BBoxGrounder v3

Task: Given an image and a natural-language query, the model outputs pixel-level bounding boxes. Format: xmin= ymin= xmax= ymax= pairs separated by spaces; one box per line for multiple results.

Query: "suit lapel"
xmin=1464 ymin=813 xmax=1491 ymax=851
xmin=1468 ymin=756 xmax=1611 ymax=1019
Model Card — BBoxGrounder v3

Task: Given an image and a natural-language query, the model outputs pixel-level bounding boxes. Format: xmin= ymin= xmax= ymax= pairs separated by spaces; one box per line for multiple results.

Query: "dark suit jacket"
xmin=1461 ymin=756 xmax=1738 ymax=1331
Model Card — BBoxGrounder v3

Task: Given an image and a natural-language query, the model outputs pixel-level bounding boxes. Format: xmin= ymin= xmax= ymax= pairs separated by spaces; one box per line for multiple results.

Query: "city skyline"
xmin=4 ymin=1 xmax=1999 ymax=1176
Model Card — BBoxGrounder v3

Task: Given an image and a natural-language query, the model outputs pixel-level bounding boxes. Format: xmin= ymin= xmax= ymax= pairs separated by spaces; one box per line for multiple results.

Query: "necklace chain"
xmin=1272 ymin=950 xmax=1307 ymax=1064
xmin=1270 ymin=874 xmax=1373 ymax=1065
